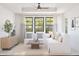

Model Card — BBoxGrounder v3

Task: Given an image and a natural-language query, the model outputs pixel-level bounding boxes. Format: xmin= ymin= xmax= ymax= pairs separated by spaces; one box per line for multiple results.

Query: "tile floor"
xmin=0 ymin=43 xmax=79 ymax=56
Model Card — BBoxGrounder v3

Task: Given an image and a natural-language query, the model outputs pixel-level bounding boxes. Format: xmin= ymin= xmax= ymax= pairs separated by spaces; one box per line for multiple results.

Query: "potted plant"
xmin=4 ymin=20 xmax=13 ymax=34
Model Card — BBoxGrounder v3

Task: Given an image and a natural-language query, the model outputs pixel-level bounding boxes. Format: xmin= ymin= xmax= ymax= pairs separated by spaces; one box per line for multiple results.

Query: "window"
xmin=34 ymin=17 xmax=44 ymax=32
xmin=45 ymin=17 xmax=54 ymax=33
xmin=24 ymin=17 xmax=55 ymax=33
xmin=24 ymin=17 xmax=33 ymax=32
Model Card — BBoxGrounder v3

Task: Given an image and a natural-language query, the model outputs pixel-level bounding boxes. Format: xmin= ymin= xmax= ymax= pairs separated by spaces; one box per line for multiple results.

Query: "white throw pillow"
xmin=45 ymin=34 xmax=50 ymax=38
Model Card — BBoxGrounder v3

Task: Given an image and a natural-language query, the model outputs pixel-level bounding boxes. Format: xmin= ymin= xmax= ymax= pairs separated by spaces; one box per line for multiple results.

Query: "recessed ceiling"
xmin=0 ymin=3 xmax=79 ymax=15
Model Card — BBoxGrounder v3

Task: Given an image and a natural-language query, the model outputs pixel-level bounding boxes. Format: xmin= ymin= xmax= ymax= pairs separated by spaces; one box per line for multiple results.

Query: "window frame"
xmin=25 ymin=17 xmax=33 ymax=32
xmin=34 ymin=17 xmax=44 ymax=33
xmin=45 ymin=17 xmax=54 ymax=33
xmin=24 ymin=16 xmax=55 ymax=33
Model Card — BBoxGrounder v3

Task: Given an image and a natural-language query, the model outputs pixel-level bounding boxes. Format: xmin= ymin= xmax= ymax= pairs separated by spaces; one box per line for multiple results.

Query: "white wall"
xmin=64 ymin=6 xmax=79 ymax=34
xmin=0 ymin=5 xmax=25 ymax=43
xmin=64 ymin=6 xmax=79 ymax=51
xmin=15 ymin=14 xmax=24 ymax=42
xmin=57 ymin=14 xmax=65 ymax=34
xmin=0 ymin=5 xmax=15 ymax=29
xmin=0 ymin=5 xmax=15 ymax=50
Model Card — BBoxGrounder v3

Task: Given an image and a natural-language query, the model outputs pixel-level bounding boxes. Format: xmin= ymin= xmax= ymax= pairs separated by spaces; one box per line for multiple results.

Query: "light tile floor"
xmin=0 ymin=43 xmax=79 ymax=56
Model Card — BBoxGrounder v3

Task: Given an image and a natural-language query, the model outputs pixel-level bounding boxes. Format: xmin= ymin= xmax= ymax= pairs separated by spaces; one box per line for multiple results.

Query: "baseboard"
xmin=2 ymin=42 xmax=19 ymax=50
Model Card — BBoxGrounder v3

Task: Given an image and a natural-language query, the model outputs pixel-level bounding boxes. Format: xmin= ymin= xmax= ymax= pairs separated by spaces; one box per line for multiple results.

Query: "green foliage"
xmin=46 ymin=28 xmax=49 ymax=33
xmin=46 ymin=28 xmax=52 ymax=33
xmin=25 ymin=18 xmax=33 ymax=32
xmin=4 ymin=20 xmax=13 ymax=33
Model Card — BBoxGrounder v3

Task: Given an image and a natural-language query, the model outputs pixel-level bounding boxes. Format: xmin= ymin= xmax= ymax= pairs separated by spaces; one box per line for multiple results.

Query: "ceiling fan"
xmin=22 ymin=3 xmax=57 ymax=12
xmin=37 ymin=3 xmax=49 ymax=9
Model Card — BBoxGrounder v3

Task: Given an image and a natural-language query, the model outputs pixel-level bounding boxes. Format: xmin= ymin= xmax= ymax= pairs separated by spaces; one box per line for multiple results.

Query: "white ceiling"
xmin=0 ymin=3 xmax=79 ymax=15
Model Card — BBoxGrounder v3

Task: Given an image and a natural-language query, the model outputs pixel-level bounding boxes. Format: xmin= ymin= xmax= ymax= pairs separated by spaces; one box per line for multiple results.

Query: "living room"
xmin=0 ymin=3 xmax=79 ymax=56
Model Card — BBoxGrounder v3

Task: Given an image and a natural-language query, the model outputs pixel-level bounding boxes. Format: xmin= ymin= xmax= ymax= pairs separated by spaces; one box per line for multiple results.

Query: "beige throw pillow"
xmin=58 ymin=36 xmax=63 ymax=43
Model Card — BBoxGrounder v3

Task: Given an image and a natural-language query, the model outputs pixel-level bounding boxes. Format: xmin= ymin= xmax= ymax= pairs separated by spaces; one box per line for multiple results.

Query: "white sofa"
xmin=24 ymin=32 xmax=45 ymax=44
xmin=44 ymin=33 xmax=71 ymax=55
xmin=24 ymin=32 xmax=34 ymax=44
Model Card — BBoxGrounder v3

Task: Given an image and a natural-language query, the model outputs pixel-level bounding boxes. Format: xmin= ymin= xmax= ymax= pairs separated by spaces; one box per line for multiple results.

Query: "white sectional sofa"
xmin=24 ymin=32 xmax=45 ymax=44
xmin=44 ymin=33 xmax=71 ymax=55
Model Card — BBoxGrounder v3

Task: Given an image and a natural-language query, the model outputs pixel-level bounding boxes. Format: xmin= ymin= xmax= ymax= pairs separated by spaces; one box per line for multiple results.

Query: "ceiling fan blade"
xmin=40 ymin=7 xmax=49 ymax=9
xmin=37 ymin=3 xmax=49 ymax=9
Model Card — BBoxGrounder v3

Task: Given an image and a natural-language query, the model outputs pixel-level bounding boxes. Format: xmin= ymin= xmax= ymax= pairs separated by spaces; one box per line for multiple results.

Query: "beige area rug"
xmin=0 ymin=43 xmax=68 ymax=56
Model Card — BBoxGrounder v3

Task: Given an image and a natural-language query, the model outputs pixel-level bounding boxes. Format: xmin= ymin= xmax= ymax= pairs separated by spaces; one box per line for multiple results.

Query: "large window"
xmin=24 ymin=17 xmax=55 ymax=33
xmin=25 ymin=17 xmax=33 ymax=32
xmin=35 ymin=17 xmax=44 ymax=32
xmin=45 ymin=17 xmax=54 ymax=33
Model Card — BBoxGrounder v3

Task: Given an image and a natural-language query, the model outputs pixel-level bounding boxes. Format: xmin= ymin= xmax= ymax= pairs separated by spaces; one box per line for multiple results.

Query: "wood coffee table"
xmin=31 ymin=42 xmax=40 ymax=49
